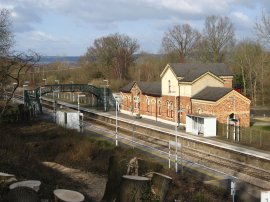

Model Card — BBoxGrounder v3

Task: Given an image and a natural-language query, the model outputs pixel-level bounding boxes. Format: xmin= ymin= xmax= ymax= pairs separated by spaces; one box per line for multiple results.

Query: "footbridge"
xmin=23 ymin=84 xmax=116 ymax=113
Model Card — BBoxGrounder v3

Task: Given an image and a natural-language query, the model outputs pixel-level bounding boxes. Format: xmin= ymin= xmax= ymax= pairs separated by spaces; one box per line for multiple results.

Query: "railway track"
xmin=88 ymin=114 xmax=270 ymax=183
xmin=12 ymin=94 xmax=270 ymax=189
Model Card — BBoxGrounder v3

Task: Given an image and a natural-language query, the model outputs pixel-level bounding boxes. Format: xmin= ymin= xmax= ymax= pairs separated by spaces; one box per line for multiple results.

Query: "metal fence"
xmin=216 ymin=123 xmax=270 ymax=151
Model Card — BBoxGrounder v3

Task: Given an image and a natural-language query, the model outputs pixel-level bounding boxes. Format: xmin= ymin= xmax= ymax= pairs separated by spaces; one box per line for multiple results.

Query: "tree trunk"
xmin=239 ymin=60 xmax=247 ymax=95
xmin=145 ymin=172 xmax=172 ymax=202
xmin=6 ymin=187 xmax=39 ymax=202
xmin=261 ymin=61 xmax=265 ymax=106
xmin=116 ymin=175 xmax=151 ymax=202
xmin=249 ymin=68 xmax=254 ymax=105
xmin=102 ymin=156 xmax=126 ymax=202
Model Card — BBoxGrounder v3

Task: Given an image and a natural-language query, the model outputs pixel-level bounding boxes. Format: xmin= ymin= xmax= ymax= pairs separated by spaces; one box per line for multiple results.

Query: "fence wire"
xmin=216 ymin=123 xmax=270 ymax=151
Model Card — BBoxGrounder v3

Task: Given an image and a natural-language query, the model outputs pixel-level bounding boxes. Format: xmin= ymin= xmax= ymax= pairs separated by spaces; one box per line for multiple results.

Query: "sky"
xmin=0 ymin=0 xmax=270 ymax=56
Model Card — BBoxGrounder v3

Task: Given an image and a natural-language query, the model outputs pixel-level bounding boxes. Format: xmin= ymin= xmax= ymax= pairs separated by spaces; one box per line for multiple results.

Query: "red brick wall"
xmin=121 ymin=90 xmax=250 ymax=127
xmin=121 ymin=93 xmax=132 ymax=111
xmin=138 ymin=94 xmax=158 ymax=116
xmin=151 ymin=95 xmax=191 ymax=124
xmin=191 ymin=95 xmax=250 ymax=127
xmin=121 ymin=90 xmax=160 ymax=117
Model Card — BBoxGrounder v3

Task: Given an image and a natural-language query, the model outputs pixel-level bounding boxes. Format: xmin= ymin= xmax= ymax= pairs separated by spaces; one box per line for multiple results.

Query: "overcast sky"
xmin=1 ymin=0 xmax=269 ymax=56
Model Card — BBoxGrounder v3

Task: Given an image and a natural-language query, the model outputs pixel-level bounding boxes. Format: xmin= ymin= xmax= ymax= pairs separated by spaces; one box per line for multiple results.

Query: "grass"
xmin=216 ymin=123 xmax=270 ymax=151
xmin=0 ymin=116 xmax=230 ymax=201
xmin=252 ymin=125 xmax=270 ymax=131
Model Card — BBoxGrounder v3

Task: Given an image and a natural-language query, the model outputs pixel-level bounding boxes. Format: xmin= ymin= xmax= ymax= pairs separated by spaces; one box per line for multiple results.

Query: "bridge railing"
xmin=24 ymin=84 xmax=116 ymax=113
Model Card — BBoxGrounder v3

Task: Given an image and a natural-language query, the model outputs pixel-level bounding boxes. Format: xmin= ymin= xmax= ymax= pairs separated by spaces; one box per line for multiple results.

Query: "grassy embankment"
xmin=0 ymin=104 xmax=230 ymax=201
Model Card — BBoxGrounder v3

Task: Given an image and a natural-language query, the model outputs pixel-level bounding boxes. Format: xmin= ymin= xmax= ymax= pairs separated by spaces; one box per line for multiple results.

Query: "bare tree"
xmin=255 ymin=10 xmax=270 ymax=46
xmin=232 ymin=40 xmax=267 ymax=106
xmin=0 ymin=52 xmax=40 ymax=115
xmin=84 ymin=33 xmax=139 ymax=80
xmin=0 ymin=9 xmax=40 ymax=116
xmin=203 ymin=15 xmax=235 ymax=62
xmin=0 ymin=9 xmax=13 ymax=55
xmin=162 ymin=24 xmax=201 ymax=63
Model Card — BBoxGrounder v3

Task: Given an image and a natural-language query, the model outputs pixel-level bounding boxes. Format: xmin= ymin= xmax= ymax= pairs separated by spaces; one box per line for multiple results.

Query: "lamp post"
xmin=174 ymin=95 xmax=180 ymax=173
xmin=22 ymin=84 xmax=28 ymax=105
xmin=78 ymin=94 xmax=86 ymax=134
xmin=70 ymin=81 xmax=74 ymax=102
xmin=169 ymin=88 xmax=179 ymax=173
xmin=53 ymin=91 xmax=56 ymax=122
xmin=103 ymin=79 xmax=109 ymax=111
xmin=40 ymin=86 xmax=45 ymax=104
xmin=55 ymin=80 xmax=60 ymax=98
xmin=12 ymin=83 xmax=17 ymax=103
xmin=42 ymin=78 xmax=47 ymax=85
xmin=228 ymin=96 xmax=236 ymax=141
xmin=77 ymin=94 xmax=86 ymax=113
xmin=115 ymin=100 xmax=119 ymax=146
xmin=233 ymin=97 xmax=236 ymax=141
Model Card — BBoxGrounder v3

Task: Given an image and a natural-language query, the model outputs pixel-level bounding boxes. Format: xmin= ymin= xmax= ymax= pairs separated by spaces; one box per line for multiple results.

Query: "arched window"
xmin=187 ymin=105 xmax=190 ymax=114
xmin=158 ymin=100 xmax=162 ymax=116
xmin=166 ymin=101 xmax=170 ymax=117
xmin=229 ymin=113 xmax=235 ymax=119
xmin=126 ymin=96 xmax=130 ymax=108
xmin=170 ymin=102 xmax=174 ymax=118
xmin=198 ymin=108 xmax=202 ymax=114
xmin=147 ymin=99 xmax=150 ymax=112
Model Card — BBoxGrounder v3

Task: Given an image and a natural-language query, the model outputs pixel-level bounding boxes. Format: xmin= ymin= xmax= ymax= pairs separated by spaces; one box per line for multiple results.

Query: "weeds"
xmin=0 ymin=119 xmax=230 ymax=201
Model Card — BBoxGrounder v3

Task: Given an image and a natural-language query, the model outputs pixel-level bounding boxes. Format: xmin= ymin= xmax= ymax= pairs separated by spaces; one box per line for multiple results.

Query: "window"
xmin=168 ymin=80 xmax=171 ymax=93
xmin=187 ymin=105 xmax=190 ymax=114
xmin=198 ymin=108 xmax=202 ymax=114
xmin=229 ymin=113 xmax=235 ymax=119
xmin=158 ymin=100 xmax=162 ymax=116
xmin=126 ymin=96 xmax=130 ymax=109
xmin=147 ymin=99 xmax=150 ymax=112
xmin=166 ymin=101 xmax=170 ymax=117
xmin=170 ymin=102 xmax=173 ymax=118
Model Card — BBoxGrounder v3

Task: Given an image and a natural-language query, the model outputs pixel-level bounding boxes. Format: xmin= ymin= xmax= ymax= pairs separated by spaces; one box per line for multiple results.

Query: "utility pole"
xmin=103 ymin=80 xmax=109 ymax=111
xmin=78 ymin=94 xmax=85 ymax=134
xmin=115 ymin=100 xmax=118 ymax=146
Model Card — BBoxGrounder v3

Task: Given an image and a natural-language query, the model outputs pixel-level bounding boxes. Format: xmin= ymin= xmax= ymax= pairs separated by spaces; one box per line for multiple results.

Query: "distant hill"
xmin=39 ymin=56 xmax=81 ymax=64
xmin=39 ymin=53 xmax=162 ymax=64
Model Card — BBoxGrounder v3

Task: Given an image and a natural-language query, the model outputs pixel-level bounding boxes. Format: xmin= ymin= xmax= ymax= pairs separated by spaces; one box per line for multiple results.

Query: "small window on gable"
xmin=168 ymin=80 xmax=171 ymax=93
xmin=198 ymin=108 xmax=202 ymax=114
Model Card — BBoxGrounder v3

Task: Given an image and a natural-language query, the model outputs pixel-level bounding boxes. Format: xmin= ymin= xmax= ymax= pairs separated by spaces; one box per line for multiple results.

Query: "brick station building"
xmin=120 ymin=63 xmax=250 ymax=127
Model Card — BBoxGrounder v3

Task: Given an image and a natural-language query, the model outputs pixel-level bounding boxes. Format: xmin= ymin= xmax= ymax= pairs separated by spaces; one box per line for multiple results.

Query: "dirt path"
xmin=42 ymin=162 xmax=107 ymax=201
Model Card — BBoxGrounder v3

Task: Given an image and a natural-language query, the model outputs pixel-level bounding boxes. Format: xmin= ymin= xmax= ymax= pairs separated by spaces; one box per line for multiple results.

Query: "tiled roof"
xmin=119 ymin=81 xmax=135 ymax=93
xmin=169 ymin=63 xmax=232 ymax=82
xmin=120 ymin=81 xmax=161 ymax=96
xmin=191 ymin=87 xmax=233 ymax=101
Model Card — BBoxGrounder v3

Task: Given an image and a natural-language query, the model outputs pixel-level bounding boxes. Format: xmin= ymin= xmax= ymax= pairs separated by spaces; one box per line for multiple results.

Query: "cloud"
xmin=2 ymin=0 xmax=269 ymax=30
xmin=0 ymin=1 xmax=42 ymax=32
xmin=15 ymin=30 xmax=79 ymax=55
xmin=231 ymin=11 xmax=253 ymax=27
xmin=29 ymin=31 xmax=58 ymax=42
xmin=0 ymin=0 xmax=245 ymax=25
xmin=2 ymin=0 xmax=270 ymax=55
